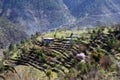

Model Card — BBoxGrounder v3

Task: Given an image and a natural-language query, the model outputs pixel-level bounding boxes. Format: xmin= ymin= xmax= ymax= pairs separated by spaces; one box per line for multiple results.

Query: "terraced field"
xmin=0 ymin=26 xmax=120 ymax=80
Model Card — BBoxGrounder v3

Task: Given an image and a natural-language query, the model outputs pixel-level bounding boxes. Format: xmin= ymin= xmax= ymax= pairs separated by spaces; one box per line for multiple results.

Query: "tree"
xmin=9 ymin=43 xmax=15 ymax=51
xmin=3 ymin=51 xmax=9 ymax=60
xmin=54 ymin=33 xmax=57 ymax=38
xmin=70 ymin=33 xmax=73 ymax=38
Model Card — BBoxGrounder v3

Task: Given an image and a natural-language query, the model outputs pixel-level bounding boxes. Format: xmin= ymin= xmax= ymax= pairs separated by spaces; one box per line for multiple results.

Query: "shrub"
xmin=91 ymin=52 xmax=103 ymax=62
xmin=118 ymin=47 xmax=120 ymax=52
xmin=46 ymin=69 xmax=53 ymax=80
xmin=106 ymin=38 xmax=117 ymax=48
xmin=3 ymin=51 xmax=9 ymax=60
xmin=35 ymin=50 xmax=43 ymax=56
xmin=99 ymin=56 xmax=112 ymax=71
xmin=77 ymin=62 xmax=87 ymax=74
xmin=21 ymin=47 xmax=28 ymax=53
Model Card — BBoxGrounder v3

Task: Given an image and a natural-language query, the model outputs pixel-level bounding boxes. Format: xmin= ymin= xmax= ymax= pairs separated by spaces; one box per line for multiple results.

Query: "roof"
xmin=43 ymin=38 xmax=54 ymax=40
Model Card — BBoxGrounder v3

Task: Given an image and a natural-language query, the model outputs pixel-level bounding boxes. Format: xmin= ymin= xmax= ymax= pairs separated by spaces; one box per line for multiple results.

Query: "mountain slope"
xmin=0 ymin=17 xmax=27 ymax=47
xmin=63 ymin=0 xmax=120 ymax=27
xmin=0 ymin=0 xmax=76 ymax=47
xmin=0 ymin=0 xmax=75 ymax=35
xmin=63 ymin=0 xmax=120 ymax=18
xmin=1 ymin=0 xmax=120 ymax=32
xmin=1 ymin=0 xmax=120 ymax=46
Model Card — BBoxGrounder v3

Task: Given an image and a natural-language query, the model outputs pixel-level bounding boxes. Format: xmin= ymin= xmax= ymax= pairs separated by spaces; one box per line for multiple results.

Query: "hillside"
xmin=0 ymin=26 xmax=120 ymax=80
xmin=0 ymin=17 xmax=27 ymax=47
xmin=1 ymin=0 xmax=120 ymax=46
xmin=63 ymin=0 xmax=120 ymax=27
xmin=0 ymin=0 xmax=75 ymax=34
xmin=0 ymin=0 xmax=75 ymax=46
xmin=63 ymin=0 xmax=120 ymax=17
xmin=2 ymin=0 xmax=120 ymax=30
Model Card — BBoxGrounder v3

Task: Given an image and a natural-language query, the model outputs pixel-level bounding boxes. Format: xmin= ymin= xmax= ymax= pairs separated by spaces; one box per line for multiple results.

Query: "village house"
xmin=42 ymin=37 xmax=54 ymax=46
